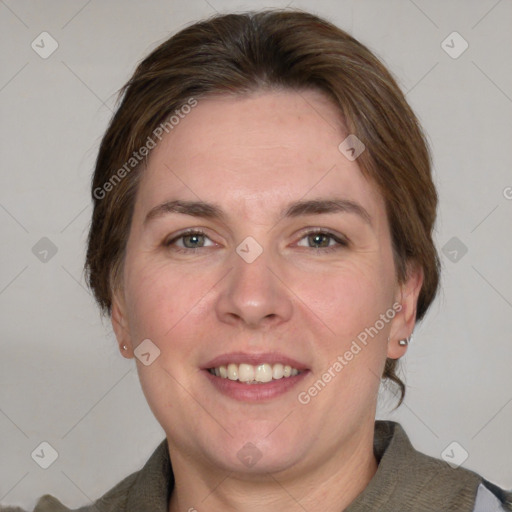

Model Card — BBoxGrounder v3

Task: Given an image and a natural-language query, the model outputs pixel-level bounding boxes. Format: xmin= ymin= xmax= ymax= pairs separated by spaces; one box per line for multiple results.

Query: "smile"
xmin=208 ymin=363 xmax=301 ymax=383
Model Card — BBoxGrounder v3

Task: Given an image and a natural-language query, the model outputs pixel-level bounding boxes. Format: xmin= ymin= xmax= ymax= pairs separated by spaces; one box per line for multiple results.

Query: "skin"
xmin=112 ymin=89 xmax=423 ymax=512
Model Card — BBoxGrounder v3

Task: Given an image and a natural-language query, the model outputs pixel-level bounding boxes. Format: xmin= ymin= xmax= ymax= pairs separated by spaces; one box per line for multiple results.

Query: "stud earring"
xmin=122 ymin=344 xmax=128 ymax=351
xmin=399 ymin=334 xmax=413 ymax=346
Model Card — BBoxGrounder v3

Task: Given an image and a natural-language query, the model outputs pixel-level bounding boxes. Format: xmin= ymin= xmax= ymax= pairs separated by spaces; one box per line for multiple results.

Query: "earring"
xmin=122 ymin=344 xmax=128 ymax=351
xmin=398 ymin=335 xmax=413 ymax=346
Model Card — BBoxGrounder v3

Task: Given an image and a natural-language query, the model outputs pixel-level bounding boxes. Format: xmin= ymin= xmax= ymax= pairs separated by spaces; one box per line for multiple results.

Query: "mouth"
xmin=207 ymin=363 xmax=302 ymax=384
xmin=202 ymin=353 xmax=310 ymax=401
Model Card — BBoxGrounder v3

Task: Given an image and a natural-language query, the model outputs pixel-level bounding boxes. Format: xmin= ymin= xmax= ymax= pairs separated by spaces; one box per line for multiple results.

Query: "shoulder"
xmin=31 ymin=470 xmax=139 ymax=512
xmin=0 ymin=462 xmax=140 ymax=512
xmin=374 ymin=421 xmax=512 ymax=511
xmin=9 ymin=439 xmax=170 ymax=512
xmin=1 ymin=438 xmax=170 ymax=512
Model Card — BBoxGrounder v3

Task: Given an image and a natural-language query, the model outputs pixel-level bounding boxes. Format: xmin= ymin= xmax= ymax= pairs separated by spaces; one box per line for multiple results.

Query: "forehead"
xmin=135 ymin=89 xmax=386 ymax=225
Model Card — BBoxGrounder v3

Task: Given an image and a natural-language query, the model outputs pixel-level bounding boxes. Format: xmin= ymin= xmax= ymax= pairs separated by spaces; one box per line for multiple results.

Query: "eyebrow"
xmin=144 ymin=198 xmax=372 ymax=227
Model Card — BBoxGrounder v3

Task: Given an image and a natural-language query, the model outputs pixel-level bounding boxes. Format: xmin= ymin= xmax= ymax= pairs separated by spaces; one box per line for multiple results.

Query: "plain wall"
xmin=1 ymin=0 xmax=511 ymax=509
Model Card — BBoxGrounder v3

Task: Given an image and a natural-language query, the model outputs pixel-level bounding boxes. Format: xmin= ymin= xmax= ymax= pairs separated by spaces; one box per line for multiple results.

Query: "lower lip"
xmin=203 ymin=369 xmax=309 ymax=402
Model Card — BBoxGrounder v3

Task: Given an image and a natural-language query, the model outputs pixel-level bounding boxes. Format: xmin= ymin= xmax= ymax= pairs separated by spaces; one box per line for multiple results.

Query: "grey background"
xmin=1 ymin=0 xmax=511 ymax=509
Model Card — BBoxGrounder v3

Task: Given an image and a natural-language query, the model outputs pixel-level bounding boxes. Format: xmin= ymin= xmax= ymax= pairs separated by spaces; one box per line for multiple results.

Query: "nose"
xmin=215 ymin=243 xmax=293 ymax=329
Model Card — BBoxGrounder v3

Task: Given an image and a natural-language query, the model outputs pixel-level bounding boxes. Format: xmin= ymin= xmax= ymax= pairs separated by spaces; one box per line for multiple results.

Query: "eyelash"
xmin=163 ymin=229 xmax=349 ymax=254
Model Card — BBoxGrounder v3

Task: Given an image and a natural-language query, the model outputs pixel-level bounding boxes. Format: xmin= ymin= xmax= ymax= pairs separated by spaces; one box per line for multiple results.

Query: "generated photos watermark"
xmin=297 ymin=301 xmax=402 ymax=405
xmin=93 ymin=97 xmax=198 ymax=200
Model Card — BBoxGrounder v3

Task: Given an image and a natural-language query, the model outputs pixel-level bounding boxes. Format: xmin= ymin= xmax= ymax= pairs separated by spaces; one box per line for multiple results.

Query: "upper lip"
xmin=203 ymin=352 xmax=309 ymax=371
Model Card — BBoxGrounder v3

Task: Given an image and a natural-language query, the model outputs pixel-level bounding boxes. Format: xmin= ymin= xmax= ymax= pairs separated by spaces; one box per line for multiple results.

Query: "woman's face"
xmin=112 ymin=89 xmax=422 ymax=476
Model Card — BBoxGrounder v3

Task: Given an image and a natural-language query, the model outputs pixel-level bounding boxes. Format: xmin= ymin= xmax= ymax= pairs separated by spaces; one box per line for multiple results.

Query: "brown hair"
xmin=85 ymin=9 xmax=440 ymax=407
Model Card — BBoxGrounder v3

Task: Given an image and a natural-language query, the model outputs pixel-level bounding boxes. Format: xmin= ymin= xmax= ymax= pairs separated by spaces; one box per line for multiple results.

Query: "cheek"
xmin=123 ymin=257 xmax=215 ymax=344
xmin=295 ymin=258 xmax=394 ymax=340
xmin=123 ymin=261 xmax=207 ymax=419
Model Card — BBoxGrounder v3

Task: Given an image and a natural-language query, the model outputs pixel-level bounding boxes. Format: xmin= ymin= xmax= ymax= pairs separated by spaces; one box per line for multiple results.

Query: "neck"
xmin=168 ymin=422 xmax=378 ymax=512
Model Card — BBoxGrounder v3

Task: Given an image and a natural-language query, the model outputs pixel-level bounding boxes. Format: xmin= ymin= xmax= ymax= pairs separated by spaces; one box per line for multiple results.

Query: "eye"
xmin=296 ymin=229 xmax=348 ymax=252
xmin=164 ymin=229 xmax=215 ymax=251
xmin=163 ymin=228 xmax=348 ymax=254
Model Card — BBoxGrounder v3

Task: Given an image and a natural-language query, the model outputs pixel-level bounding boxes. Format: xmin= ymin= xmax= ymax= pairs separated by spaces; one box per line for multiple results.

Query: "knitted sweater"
xmin=2 ymin=421 xmax=511 ymax=512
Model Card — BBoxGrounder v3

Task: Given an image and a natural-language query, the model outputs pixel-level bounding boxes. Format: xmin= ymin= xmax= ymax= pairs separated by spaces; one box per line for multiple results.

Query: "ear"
xmin=111 ymin=290 xmax=133 ymax=359
xmin=387 ymin=261 xmax=424 ymax=360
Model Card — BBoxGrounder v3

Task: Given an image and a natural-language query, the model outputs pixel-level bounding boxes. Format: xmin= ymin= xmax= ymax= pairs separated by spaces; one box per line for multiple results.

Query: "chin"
xmin=200 ymin=423 xmax=311 ymax=475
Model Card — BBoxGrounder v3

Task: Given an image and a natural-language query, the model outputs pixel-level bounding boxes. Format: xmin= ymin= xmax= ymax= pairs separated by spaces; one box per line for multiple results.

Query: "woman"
xmin=4 ymin=9 xmax=511 ymax=512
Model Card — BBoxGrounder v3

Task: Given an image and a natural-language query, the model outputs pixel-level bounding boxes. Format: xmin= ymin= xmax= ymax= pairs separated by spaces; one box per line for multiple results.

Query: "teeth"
xmin=209 ymin=362 xmax=302 ymax=383
xmin=238 ymin=363 xmax=254 ymax=382
xmin=272 ymin=363 xmax=284 ymax=379
xmin=255 ymin=363 xmax=273 ymax=383
xmin=227 ymin=363 xmax=238 ymax=381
